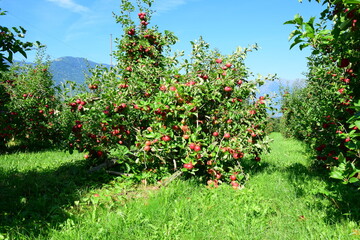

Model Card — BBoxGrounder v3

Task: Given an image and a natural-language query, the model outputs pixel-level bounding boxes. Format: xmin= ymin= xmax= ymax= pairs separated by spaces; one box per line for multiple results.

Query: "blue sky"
xmin=1 ymin=0 xmax=325 ymax=84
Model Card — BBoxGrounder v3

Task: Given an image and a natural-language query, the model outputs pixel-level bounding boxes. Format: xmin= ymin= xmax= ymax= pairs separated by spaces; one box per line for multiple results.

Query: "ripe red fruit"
xmin=183 ymin=163 xmax=194 ymax=170
xmin=230 ymin=175 xmax=237 ymax=181
xmin=212 ymin=132 xmax=219 ymax=137
xmin=339 ymin=58 xmax=350 ymax=68
xmin=189 ymin=143 xmax=196 ymax=150
xmin=144 ymin=145 xmax=151 ymax=151
xmin=169 ymin=86 xmax=177 ymax=91
xmin=183 ymin=134 xmax=190 ymax=140
xmin=161 ymin=135 xmax=171 ymax=142
xmin=181 ymin=125 xmax=189 ymax=132
xmin=215 ymin=58 xmax=222 ymax=63
xmin=185 ymin=81 xmax=196 ymax=86
xmin=224 ymin=133 xmax=231 ymax=139
xmin=138 ymin=12 xmax=146 ymax=19
xmin=233 ymin=153 xmax=242 ymax=159
xmin=141 ymin=21 xmax=148 ymax=26
xmin=249 ymin=110 xmax=256 ymax=115
xmin=225 ymin=63 xmax=232 ymax=68
xmin=97 ymin=151 xmax=103 ymax=157
xmin=345 ymin=137 xmax=351 ymax=142
xmin=254 ymin=156 xmax=261 ymax=162
xmin=224 ymin=86 xmax=232 ymax=92
xmin=194 ymin=145 xmax=201 ymax=152
xmin=200 ymin=74 xmax=208 ymax=80
xmin=231 ymin=181 xmax=240 ymax=188
xmin=338 ymin=88 xmax=345 ymax=94
xmin=127 ymin=28 xmax=135 ymax=35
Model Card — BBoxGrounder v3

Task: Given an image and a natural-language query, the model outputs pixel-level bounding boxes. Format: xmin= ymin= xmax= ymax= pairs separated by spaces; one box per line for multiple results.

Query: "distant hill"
xmin=13 ymin=56 xmax=110 ymax=87
xmin=49 ymin=56 xmax=110 ymax=86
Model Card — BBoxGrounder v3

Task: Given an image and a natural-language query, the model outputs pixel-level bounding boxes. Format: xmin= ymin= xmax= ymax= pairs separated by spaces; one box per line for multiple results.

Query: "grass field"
xmin=1 ymin=133 xmax=360 ymax=239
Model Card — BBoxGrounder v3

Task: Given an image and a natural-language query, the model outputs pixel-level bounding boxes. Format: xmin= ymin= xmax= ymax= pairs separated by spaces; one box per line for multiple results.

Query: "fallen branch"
xmin=89 ymin=158 xmax=118 ymax=172
xmin=160 ymin=170 xmax=183 ymax=187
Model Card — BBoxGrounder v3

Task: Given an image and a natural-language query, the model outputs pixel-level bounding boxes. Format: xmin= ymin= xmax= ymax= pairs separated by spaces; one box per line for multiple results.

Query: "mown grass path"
xmin=1 ymin=133 xmax=360 ymax=239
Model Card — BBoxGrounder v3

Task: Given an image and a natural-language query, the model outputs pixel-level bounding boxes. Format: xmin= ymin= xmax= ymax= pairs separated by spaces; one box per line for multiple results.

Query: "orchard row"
xmin=281 ymin=0 xmax=360 ymax=186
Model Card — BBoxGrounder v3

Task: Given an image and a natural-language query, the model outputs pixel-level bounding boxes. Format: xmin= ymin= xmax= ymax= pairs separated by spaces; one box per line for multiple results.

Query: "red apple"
xmin=161 ymin=135 xmax=171 ymax=142
xmin=189 ymin=143 xmax=196 ymax=150
xmin=194 ymin=145 xmax=201 ymax=152
xmin=339 ymin=58 xmax=350 ymax=68
xmin=127 ymin=28 xmax=135 ymax=35
xmin=183 ymin=163 xmax=194 ymax=170
xmin=230 ymin=175 xmax=237 ymax=181
xmin=224 ymin=87 xmax=232 ymax=92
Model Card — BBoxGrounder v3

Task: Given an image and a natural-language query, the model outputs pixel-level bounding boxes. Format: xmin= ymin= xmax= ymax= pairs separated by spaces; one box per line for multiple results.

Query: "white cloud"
xmin=46 ymin=0 xmax=89 ymax=13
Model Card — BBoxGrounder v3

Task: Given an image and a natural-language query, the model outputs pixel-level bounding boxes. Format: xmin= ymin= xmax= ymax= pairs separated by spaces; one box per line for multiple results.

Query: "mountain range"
xmin=49 ymin=56 xmax=110 ymax=86
xmin=47 ymin=56 xmax=282 ymax=94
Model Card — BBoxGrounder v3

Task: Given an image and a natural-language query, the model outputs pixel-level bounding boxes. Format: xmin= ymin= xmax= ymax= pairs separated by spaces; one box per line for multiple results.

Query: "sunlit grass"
xmin=1 ymin=133 xmax=360 ymax=239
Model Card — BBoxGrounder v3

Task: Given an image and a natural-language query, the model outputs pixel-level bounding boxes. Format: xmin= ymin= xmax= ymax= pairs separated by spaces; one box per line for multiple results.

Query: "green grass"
xmin=1 ymin=133 xmax=360 ymax=239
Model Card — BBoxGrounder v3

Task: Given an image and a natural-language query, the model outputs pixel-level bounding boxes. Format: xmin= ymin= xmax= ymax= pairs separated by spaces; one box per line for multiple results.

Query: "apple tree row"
xmin=281 ymin=0 xmax=360 ymax=186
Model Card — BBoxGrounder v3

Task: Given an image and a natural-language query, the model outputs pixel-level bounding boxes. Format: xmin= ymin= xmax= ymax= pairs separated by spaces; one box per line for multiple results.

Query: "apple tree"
xmin=65 ymin=0 xmax=276 ymax=187
xmin=0 ymin=8 xmax=41 ymax=149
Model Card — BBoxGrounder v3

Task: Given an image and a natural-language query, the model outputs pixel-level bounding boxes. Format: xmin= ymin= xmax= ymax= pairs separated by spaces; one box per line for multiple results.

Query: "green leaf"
xmin=354 ymin=120 xmax=360 ymax=129
xmin=299 ymin=43 xmax=309 ymax=50
xmin=289 ymin=37 xmax=304 ymax=49
xmin=330 ymin=171 xmax=344 ymax=180
xmin=349 ymin=177 xmax=359 ymax=183
xmin=294 ymin=14 xmax=303 ymax=25
xmin=339 ymin=18 xmax=352 ymax=30
xmin=304 ymin=23 xmax=314 ymax=37
xmin=284 ymin=20 xmax=296 ymax=25
xmin=343 ymin=0 xmax=360 ymax=3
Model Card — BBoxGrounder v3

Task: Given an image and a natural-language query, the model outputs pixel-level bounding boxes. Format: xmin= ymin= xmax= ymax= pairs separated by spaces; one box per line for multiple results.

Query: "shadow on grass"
xmin=0 ymin=158 xmax=116 ymax=238
xmin=285 ymin=161 xmax=360 ymax=223
xmin=0 ymin=143 xmax=60 ymax=155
